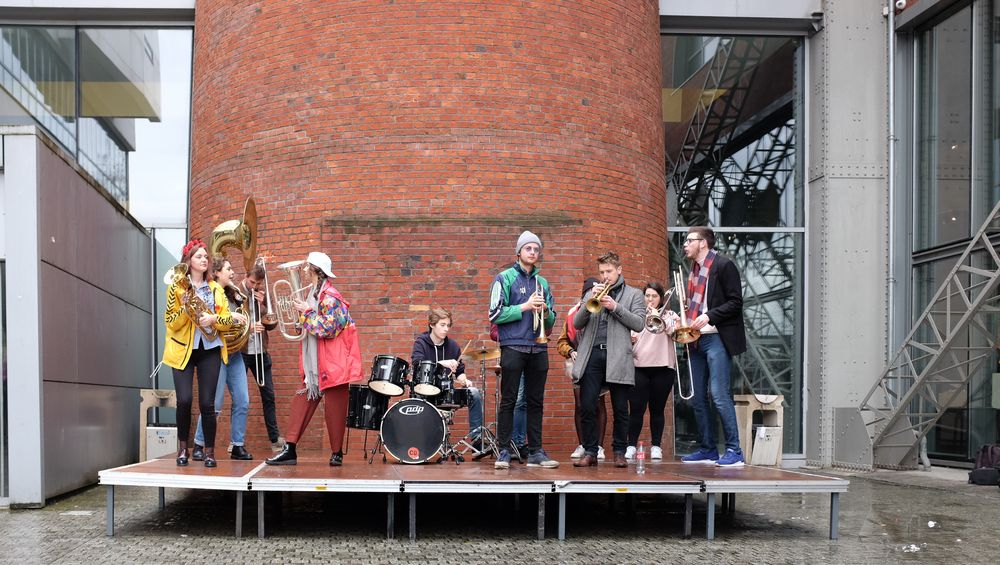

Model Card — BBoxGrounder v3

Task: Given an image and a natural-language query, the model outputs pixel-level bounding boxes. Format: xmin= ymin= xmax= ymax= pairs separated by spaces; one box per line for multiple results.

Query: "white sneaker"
xmin=597 ymin=446 xmax=606 ymax=460
xmin=650 ymin=446 xmax=663 ymax=460
xmin=624 ymin=446 xmax=636 ymax=460
xmin=571 ymin=445 xmax=586 ymax=459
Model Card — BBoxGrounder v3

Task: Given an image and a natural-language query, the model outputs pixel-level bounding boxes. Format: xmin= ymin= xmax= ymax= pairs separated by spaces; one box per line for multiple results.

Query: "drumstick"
xmin=459 ymin=339 xmax=473 ymax=356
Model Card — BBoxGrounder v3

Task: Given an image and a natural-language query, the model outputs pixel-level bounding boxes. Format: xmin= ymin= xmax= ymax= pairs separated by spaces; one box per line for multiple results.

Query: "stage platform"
xmin=99 ymin=456 xmax=847 ymax=541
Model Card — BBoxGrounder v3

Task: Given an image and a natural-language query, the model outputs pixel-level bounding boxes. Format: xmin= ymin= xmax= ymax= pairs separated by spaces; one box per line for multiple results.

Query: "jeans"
xmin=689 ymin=333 xmax=741 ymax=453
xmin=243 ymin=352 xmax=280 ymax=443
xmin=466 ymin=387 xmax=484 ymax=435
xmin=511 ymin=375 xmax=526 ymax=445
xmin=195 ymin=352 xmax=250 ymax=447
xmin=579 ymin=347 xmax=630 ymax=454
xmin=496 ymin=348 xmax=548 ymax=453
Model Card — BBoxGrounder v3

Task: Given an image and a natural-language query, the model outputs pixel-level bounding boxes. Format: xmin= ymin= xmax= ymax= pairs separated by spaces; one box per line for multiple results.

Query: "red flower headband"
xmin=182 ymin=238 xmax=206 ymax=257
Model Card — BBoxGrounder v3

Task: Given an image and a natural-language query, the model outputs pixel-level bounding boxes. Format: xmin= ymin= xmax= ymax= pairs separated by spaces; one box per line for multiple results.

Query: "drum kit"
xmin=347 ymin=346 xmax=502 ymax=465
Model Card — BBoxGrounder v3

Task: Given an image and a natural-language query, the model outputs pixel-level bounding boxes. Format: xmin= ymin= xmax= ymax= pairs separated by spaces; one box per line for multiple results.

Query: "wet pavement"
xmin=1 ymin=466 xmax=996 ymax=564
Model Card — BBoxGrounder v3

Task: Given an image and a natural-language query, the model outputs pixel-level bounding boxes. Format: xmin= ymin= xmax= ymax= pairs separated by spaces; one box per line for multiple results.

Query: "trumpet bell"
xmin=673 ymin=326 xmax=701 ymax=344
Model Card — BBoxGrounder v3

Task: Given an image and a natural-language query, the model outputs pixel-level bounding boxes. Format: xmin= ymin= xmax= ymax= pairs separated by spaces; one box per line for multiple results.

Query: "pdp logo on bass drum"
xmin=399 ymin=404 xmax=425 ymax=416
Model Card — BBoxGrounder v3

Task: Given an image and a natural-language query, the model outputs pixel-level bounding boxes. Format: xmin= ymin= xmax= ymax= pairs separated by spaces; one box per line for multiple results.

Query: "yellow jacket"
xmin=162 ymin=280 xmax=235 ymax=370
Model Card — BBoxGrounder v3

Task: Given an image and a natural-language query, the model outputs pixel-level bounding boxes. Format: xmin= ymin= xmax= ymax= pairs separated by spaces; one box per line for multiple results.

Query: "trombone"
xmin=671 ymin=267 xmax=698 ymax=400
xmin=644 ymin=288 xmax=676 ymax=334
xmin=247 ymin=256 xmax=278 ymax=386
xmin=585 ymin=279 xmax=612 ymax=314
xmin=532 ymin=283 xmax=549 ymax=344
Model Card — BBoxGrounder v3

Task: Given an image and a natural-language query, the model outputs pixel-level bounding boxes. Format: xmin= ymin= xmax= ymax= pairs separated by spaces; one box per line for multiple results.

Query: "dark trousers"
xmin=173 ymin=346 xmax=222 ymax=448
xmin=628 ymin=366 xmax=675 ymax=447
xmin=579 ymin=347 xmax=631 ymax=454
xmin=497 ymin=348 xmax=548 ymax=453
xmin=243 ymin=352 xmax=280 ymax=443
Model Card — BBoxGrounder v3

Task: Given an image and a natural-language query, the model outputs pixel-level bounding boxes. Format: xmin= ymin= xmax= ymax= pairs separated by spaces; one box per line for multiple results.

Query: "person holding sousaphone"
xmin=625 ymin=281 xmax=680 ymax=462
xmin=191 ymin=257 xmax=254 ymax=461
xmin=410 ymin=307 xmax=485 ymax=444
xmin=162 ymin=238 xmax=236 ymax=468
xmin=678 ymin=227 xmax=747 ymax=467
xmin=267 ymin=252 xmax=363 ymax=466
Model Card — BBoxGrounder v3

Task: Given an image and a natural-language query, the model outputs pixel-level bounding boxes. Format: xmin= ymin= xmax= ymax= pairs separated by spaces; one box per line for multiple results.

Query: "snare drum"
xmin=346 ymin=385 xmax=389 ymax=430
xmin=411 ymin=360 xmax=443 ymax=396
xmin=380 ymin=398 xmax=445 ymax=464
xmin=368 ymin=355 xmax=410 ymax=396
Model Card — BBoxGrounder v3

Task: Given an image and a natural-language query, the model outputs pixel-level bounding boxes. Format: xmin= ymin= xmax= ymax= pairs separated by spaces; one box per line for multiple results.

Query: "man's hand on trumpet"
xmin=521 ymin=290 xmax=547 ymax=313
xmin=598 ymin=287 xmax=618 ymax=312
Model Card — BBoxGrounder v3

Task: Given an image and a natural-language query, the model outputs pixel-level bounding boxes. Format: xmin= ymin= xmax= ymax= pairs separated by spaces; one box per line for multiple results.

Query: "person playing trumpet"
xmin=162 ymin=239 xmax=236 ymax=467
xmin=626 ymin=282 xmax=680 ymax=461
xmin=267 ymin=252 xmax=364 ymax=467
xmin=488 ymin=230 xmax=558 ymax=469
xmin=679 ymin=227 xmax=747 ymax=467
xmin=572 ymin=251 xmax=646 ymax=468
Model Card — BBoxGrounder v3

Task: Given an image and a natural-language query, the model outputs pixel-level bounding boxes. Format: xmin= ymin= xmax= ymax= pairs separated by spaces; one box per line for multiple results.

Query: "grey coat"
xmin=570 ymin=281 xmax=646 ymax=386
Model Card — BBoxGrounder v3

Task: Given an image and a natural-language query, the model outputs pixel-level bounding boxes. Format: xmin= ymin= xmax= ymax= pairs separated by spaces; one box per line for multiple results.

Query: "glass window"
xmin=663 ymin=34 xmax=805 ymax=456
xmin=915 ymin=6 xmax=972 ymax=250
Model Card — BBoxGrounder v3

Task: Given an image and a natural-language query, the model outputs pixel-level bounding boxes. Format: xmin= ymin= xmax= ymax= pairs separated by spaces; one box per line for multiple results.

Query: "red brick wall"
xmin=189 ymin=0 xmax=669 ymax=459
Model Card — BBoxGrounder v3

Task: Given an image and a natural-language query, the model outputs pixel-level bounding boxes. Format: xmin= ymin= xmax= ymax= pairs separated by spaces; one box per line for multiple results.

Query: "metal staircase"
xmin=859 ymin=200 xmax=1000 ymax=468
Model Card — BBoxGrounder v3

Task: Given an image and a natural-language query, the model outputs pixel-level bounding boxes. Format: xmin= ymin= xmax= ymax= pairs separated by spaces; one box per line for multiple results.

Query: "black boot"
xmin=329 ymin=451 xmax=343 ymax=466
xmin=176 ymin=441 xmax=189 ymax=467
xmin=204 ymin=447 xmax=217 ymax=468
xmin=266 ymin=443 xmax=297 ymax=466
xmin=191 ymin=444 xmax=205 ymax=461
xmin=230 ymin=445 xmax=253 ymax=460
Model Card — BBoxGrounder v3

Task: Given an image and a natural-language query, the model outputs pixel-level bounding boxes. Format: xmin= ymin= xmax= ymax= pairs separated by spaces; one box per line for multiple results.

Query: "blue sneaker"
xmin=716 ymin=448 xmax=745 ymax=467
xmin=681 ymin=448 xmax=719 ymax=463
xmin=495 ymin=449 xmax=511 ymax=470
xmin=526 ymin=449 xmax=559 ymax=468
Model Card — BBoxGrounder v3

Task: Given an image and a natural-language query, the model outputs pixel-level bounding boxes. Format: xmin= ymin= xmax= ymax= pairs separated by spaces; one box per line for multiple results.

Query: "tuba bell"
xmin=271 ymin=259 xmax=313 ymax=342
xmin=210 ymin=197 xmax=258 ymax=272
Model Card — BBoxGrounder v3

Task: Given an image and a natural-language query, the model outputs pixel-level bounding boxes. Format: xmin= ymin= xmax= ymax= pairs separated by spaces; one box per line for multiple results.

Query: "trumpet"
xmin=671 ymin=268 xmax=701 ymax=345
xmin=585 ymin=280 xmax=612 ymax=314
xmin=532 ymin=284 xmax=548 ymax=344
xmin=163 ymin=263 xmax=219 ymax=341
xmin=644 ymin=288 xmax=676 ymax=334
xmin=272 ymin=259 xmax=313 ymax=342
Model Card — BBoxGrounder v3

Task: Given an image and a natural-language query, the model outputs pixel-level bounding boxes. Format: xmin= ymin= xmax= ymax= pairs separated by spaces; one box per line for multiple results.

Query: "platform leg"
xmin=387 ymin=493 xmax=395 ymax=540
xmin=258 ymin=492 xmax=265 ymax=539
xmin=728 ymin=493 xmax=736 ymax=517
xmin=537 ymin=494 xmax=545 ymax=540
xmin=106 ymin=485 xmax=114 ymax=537
xmin=706 ymin=493 xmax=716 ymax=540
xmin=830 ymin=493 xmax=840 ymax=540
xmin=158 ymin=487 xmax=165 ymax=511
xmin=721 ymin=492 xmax=729 ymax=515
xmin=235 ymin=491 xmax=244 ymax=539
xmin=683 ymin=494 xmax=693 ymax=539
xmin=558 ymin=493 xmax=566 ymax=540
xmin=409 ymin=493 xmax=416 ymax=542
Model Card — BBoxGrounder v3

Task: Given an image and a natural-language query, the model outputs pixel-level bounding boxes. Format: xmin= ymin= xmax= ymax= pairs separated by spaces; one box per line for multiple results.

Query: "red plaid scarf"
xmin=687 ymin=250 xmax=716 ymax=320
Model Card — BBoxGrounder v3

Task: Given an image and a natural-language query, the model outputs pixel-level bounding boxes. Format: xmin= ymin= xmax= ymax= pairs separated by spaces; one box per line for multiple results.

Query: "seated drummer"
xmin=411 ymin=307 xmax=484 ymax=439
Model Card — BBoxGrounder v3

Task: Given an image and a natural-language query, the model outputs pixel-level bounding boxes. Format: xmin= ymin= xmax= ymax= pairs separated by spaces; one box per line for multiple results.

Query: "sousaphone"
xmin=210 ymin=197 xmax=258 ymax=351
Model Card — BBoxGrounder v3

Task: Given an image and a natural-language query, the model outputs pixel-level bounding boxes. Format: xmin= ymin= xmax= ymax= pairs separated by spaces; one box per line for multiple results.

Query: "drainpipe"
xmin=886 ymin=2 xmax=897 ymax=362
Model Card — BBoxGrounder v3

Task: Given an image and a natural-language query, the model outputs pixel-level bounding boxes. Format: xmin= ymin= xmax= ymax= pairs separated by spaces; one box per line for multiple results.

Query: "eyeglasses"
xmin=683 ymin=237 xmax=704 ymax=244
xmin=522 ymin=246 xmax=540 ymax=254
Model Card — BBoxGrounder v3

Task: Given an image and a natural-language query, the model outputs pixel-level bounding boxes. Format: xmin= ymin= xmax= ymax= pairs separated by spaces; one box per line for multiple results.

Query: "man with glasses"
xmin=680 ymin=227 xmax=748 ymax=467
xmin=488 ymin=231 xmax=559 ymax=469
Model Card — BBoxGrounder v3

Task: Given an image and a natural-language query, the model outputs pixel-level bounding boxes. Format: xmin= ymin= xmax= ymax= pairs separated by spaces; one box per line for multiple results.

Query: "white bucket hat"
xmin=306 ymin=251 xmax=336 ymax=278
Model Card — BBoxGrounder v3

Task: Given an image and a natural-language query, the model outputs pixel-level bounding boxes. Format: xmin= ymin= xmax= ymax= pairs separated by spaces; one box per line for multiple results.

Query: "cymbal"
xmin=465 ymin=347 xmax=501 ymax=362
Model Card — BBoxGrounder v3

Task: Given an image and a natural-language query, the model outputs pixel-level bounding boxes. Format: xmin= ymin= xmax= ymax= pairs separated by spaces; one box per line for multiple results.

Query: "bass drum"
xmin=380 ymin=398 xmax=445 ymax=464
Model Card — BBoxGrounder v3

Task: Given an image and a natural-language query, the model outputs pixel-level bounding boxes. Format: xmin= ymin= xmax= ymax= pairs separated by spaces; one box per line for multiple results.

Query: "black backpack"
xmin=968 ymin=445 xmax=1000 ymax=486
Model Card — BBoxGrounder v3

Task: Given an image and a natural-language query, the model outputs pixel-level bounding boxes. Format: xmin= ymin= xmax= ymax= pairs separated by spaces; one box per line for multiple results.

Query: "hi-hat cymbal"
xmin=465 ymin=347 xmax=501 ymax=362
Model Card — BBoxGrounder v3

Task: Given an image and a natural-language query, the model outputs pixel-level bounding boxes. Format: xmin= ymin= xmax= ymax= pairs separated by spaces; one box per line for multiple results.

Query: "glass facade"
xmin=1 ymin=261 xmax=6 ymax=498
xmin=909 ymin=0 xmax=1000 ymax=462
xmin=662 ymin=35 xmax=805 ymax=456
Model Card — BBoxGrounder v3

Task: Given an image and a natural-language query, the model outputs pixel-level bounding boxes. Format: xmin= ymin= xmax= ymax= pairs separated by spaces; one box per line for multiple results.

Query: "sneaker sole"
xmin=681 ymin=459 xmax=719 ymax=464
xmin=716 ymin=461 xmax=745 ymax=467
xmin=526 ymin=462 xmax=560 ymax=468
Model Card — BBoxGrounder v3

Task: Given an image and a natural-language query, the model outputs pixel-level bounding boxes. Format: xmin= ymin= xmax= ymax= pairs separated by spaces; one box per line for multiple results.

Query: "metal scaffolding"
xmin=859 ymin=200 xmax=1000 ymax=469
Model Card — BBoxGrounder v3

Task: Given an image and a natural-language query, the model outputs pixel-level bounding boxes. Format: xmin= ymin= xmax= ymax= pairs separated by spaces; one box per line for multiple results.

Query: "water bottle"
xmin=636 ymin=441 xmax=646 ymax=475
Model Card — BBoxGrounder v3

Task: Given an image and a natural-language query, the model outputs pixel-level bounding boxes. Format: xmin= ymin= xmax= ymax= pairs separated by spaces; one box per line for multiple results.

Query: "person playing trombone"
xmin=626 ymin=282 xmax=680 ymax=461
xmin=572 ymin=251 xmax=646 ymax=468
xmin=241 ymin=260 xmax=284 ymax=453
